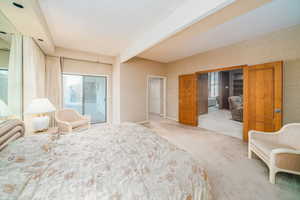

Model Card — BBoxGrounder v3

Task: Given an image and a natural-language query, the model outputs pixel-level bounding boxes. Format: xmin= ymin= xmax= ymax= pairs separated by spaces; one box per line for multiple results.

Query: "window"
xmin=0 ymin=69 xmax=8 ymax=104
xmin=63 ymin=74 xmax=107 ymax=123
xmin=208 ymin=72 xmax=219 ymax=98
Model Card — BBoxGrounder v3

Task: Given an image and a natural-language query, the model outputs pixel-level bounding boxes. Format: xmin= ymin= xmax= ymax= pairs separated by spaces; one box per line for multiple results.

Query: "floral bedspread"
xmin=0 ymin=123 xmax=211 ymax=200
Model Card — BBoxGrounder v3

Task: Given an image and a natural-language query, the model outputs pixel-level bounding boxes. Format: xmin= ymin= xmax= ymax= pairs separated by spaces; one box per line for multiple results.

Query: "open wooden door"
xmin=179 ymin=74 xmax=198 ymax=126
xmin=243 ymin=61 xmax=283 ymax=141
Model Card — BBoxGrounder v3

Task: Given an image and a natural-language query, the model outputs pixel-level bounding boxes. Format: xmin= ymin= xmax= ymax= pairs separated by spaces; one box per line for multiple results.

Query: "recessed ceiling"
xmin=139 ymin=0 xmax=300 ymax=63
xmin=39 ymin=0 xmax=189 ymax=56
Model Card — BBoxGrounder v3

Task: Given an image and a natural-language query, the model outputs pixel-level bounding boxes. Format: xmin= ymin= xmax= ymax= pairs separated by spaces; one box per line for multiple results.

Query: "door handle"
xmin=275 ymin=108 xmax=281 ymax=113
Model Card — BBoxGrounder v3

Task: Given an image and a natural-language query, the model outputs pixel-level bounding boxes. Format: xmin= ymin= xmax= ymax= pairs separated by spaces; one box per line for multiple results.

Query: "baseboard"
xmin=166 ymin=116 xmax=179 ymax=122
xmin=137 ymin=120 xmax=149 ymax=124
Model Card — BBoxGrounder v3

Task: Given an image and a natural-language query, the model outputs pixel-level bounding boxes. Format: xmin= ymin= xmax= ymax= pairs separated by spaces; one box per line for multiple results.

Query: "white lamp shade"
xmin=0 ymin=99 xmax=12 ymax=117
xmin=25 ymin=98 xmax=56 ymax=115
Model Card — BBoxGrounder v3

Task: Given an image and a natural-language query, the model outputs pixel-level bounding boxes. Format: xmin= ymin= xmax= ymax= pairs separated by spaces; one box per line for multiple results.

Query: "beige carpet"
xmin=145 ymin=117 xmax=300 ymax=200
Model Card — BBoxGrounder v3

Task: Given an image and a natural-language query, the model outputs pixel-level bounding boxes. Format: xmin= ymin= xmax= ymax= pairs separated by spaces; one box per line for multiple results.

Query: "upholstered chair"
xmin=228 ymin=96 xmax=243 ymax=122
xmin=55 ymin=109 xmax=91 ymax=133
xmin=248 ymin=123 xmax=300 ymax=184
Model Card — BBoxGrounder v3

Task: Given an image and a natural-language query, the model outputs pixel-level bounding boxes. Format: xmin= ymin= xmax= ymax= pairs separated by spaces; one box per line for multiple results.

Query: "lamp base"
xmin=32 ymin=116 xmax=50 ymax=132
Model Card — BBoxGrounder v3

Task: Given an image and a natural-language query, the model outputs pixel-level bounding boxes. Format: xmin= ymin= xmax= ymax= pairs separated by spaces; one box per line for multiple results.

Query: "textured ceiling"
xmin=39 ymin=0 xmax=188 ymax=56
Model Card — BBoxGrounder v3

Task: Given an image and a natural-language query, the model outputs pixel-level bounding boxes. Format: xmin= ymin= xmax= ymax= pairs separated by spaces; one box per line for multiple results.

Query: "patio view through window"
xmin=63 ymin=74 xmax=107 ymax=123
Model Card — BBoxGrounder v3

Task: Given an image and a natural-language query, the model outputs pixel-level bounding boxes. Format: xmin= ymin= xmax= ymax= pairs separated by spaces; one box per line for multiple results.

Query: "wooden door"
xmin=198 ymin=74 xmax=208 ymax=115
xmin=179 ymin=74 xmax=198 ymax=126
xmin=243 ymin=61 xmax=283 ymax=141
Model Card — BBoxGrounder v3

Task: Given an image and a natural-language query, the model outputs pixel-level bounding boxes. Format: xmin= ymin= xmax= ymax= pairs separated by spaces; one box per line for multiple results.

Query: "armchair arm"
xmin=82 ymin=115 xmax=91 ymax=122
xmin=83 ymin=115 xmax=91 ymax=128
xmin=56 ymin=119 xmax=72 ymax=133
xmin=235 ymin=106 xmax=243 ymax=111
xmin=270 ymin=148 xmax=300 ymax=172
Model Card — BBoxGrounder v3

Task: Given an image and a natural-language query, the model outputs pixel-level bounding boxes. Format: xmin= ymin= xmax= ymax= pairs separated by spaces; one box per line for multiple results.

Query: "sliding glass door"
xmin=63 ymin=74 xmax=107 ymax=123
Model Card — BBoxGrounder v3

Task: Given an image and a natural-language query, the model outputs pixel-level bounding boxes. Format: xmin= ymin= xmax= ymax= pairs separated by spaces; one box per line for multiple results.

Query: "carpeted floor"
xmin=144 ymin=116 xmax=300 ymax=200
xmin=199 ymin=108 xmax=243 ymax=139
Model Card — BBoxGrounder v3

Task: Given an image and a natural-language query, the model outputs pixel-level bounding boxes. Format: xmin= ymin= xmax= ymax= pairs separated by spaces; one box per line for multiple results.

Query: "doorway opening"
xmin=147 ymin=76 xmax=166 ymax=122
xmin=198 ymin=68 xmax=244 ymax=139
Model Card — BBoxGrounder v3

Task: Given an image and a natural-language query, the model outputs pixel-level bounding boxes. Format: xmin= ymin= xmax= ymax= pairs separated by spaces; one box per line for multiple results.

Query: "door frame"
xmin=146 ymin=75 xmax=167 ymax=121
xmin=62 ymin=73 xmax=110 ymax=124
xmin=195 ymin=65 xmax=247 ymax=138
xmin=195 ymin=65 xmax=246 ymax=75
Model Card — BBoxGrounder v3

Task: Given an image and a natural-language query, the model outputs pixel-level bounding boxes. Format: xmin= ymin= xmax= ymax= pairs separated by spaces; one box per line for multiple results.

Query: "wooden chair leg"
xmin=248 ymin=149 xmax=253 ymax=159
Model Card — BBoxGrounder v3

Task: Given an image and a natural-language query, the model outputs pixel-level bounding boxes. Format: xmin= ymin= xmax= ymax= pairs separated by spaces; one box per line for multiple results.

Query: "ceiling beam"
xmin=120 ymin=0 xmax=236 ymax=62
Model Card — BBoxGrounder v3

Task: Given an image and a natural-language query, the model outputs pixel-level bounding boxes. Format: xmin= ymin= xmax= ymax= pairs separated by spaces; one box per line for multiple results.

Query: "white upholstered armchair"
xmin=55 ymin=109 xmax=91 ymax=133
xmin=248 ymin=123 xmax=300 ymax=184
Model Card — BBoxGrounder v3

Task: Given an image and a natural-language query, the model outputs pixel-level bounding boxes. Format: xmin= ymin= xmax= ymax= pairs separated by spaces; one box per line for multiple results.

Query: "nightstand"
xmin=33 ymin=127 xmax=59 ymax=135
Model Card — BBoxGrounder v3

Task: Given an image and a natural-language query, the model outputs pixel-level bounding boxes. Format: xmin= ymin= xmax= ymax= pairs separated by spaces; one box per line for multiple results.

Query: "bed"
xmin=0 ymin=119 xmax=211 ymax=200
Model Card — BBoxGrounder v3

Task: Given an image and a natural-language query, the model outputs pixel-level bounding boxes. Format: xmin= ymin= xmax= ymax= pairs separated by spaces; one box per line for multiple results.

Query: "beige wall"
xmin=120 ymin=57 xmax=166 ymax=122
xmin=166 ymin=24 xmax=300 ymax=122
xmin=62 ymin=58 xmax=113 ymax=123
xmin=284 ymin=59 xmax=300 ymax=124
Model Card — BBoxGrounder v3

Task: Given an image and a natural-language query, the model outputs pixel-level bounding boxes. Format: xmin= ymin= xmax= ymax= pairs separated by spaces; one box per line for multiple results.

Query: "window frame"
xmin=62 ymin=73 xmax=108 ymax=124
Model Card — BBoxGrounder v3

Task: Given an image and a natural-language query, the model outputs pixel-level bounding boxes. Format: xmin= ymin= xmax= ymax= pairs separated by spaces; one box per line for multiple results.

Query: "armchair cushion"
xmin=251 ymin=138 xmax=295 ymax=159
xmin=274 ymin=152 xmax=300 ymax=172
xmin=228 ymin=96 xmax=243 ymax=122
xmin=70 ymin=119 xmax=89 ymax=129
xmin=56 ymin=110 xmax=82 ymax=122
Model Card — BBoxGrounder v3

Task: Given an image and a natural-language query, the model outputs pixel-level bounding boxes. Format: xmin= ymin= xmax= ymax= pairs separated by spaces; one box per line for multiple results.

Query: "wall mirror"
xmin=0 ymin=11 xmax=23 ymax=121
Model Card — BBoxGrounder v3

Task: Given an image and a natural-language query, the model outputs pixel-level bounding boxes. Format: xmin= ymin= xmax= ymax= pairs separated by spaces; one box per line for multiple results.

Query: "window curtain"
xmin=8 ymin=33 xmax=23 ymax=118
xmin=46 ymin=56 xmax=62 ymax=126
xmin=45 ymin=56 xmax=62 ymax=126
xmin=23 ymin=36 xmax=46 ymax=133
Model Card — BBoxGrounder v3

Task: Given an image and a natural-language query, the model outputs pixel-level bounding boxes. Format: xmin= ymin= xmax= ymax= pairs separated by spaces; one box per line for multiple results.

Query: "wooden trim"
xmin=196 ymin=65 xmax=247 ymax=74
xmin=273 ymin=61 xmax=283 ymax=131
xmin=179 ymin=73 xmax=196 ymax=77
xmin=243 ymin=66 xmax=249 ymax=141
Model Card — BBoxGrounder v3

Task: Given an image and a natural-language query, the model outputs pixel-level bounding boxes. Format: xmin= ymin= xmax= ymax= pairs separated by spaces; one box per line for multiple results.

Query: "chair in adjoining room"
xmin=248 ymin=123 xmax=300 ymax=184
xmin=55 ymin=109 xmax=91 ymax=133
xmin=228 ymin=96 xmax=243 ymax=122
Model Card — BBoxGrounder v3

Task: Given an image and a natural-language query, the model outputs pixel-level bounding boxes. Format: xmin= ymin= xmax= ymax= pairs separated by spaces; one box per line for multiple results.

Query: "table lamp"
xmin=25 ymin=98 xmax=56 ymax=132
xmin=0 ymin=99 xmax=12 ymax=121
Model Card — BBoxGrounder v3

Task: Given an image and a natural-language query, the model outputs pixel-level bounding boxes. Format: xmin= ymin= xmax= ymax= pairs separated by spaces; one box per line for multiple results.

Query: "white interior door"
xmin=149 ymin=78 xmax=162 ymax=115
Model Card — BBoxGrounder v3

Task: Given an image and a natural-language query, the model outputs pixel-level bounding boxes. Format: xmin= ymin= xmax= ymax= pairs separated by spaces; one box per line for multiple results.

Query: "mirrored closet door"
xmin=0 ymin=12 xmax=23 ymax=121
